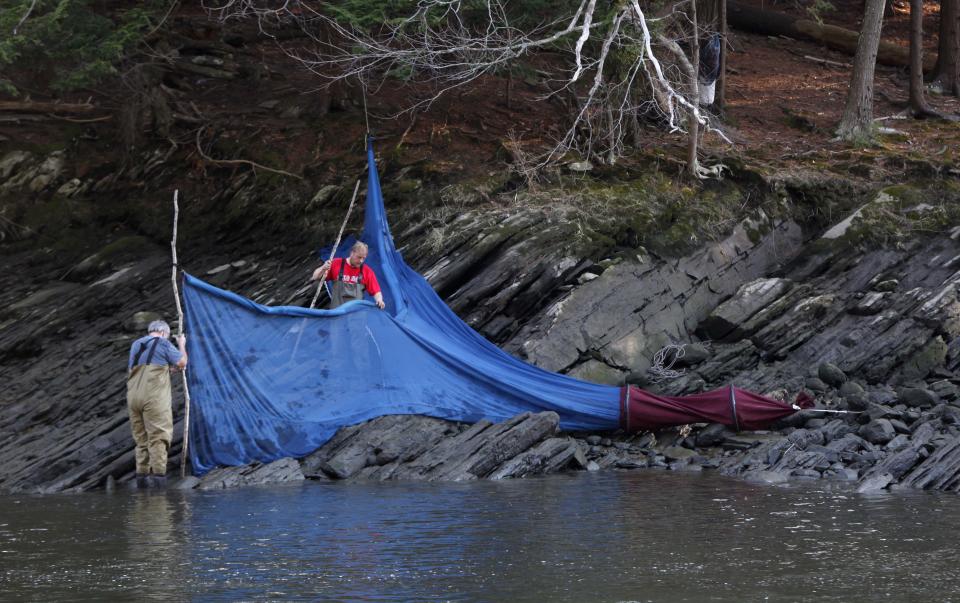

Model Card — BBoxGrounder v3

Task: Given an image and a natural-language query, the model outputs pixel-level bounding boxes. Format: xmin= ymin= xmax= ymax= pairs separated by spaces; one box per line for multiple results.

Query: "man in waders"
xmin=127 ymin=320 xmax=187 ymax=489
xmin=310 ymin=241 xmax=386 ymax=309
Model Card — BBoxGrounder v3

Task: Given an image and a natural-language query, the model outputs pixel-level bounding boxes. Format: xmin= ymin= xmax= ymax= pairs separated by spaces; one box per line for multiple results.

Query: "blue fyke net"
xmin=183 ymin=141 xmax=620 ymax=474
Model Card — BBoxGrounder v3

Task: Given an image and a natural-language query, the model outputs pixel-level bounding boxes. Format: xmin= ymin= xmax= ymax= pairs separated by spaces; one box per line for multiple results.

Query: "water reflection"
xmin=1 ymin=473 xmax=959 ymax=602
xmin=125 ymin=492 xmax=186 ymax=599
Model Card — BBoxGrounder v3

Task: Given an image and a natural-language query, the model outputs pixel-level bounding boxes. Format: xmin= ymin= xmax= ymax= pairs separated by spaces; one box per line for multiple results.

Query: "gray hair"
xmin=351 ymin=241 xmax=368 ymax=254
xmin=148 ymin=320 xmax=171 ymax=336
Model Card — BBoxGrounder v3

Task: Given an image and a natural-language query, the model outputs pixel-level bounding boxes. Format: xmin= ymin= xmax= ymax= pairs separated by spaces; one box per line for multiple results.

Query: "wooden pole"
xmin=309 ymin=179 xmax=362 ymax=308
xmin=171 ymin=189 xmax=193 ymax=478
xmin=717 ymin=0 xmax=727 ymax=115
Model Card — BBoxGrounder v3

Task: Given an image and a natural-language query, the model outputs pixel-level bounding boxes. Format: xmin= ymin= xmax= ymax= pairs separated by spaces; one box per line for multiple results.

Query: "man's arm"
xmin=364 ymin=267 xmax=386 ymax=309
xmin=175 ymin=334 xmax=188 ymax=369
xmin=311 ymin=259 xmax=333 ymax=282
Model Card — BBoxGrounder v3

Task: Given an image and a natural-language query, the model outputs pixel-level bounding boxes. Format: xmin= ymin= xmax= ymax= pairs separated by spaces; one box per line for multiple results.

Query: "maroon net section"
xmin=619 ymin=386 xmax=814 ymax=432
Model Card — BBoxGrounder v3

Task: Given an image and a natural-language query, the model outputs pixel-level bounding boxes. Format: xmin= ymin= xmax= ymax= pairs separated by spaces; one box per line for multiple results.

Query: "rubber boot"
xmin=135 ymin=474 xmax=149 ymax=489
xmin=147 ymin=475 xmax=167 ymax=489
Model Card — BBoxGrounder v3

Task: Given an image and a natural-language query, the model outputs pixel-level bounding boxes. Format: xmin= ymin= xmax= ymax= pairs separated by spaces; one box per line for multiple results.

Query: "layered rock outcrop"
xmin=2 ymin=148 xmax=959 ymax=495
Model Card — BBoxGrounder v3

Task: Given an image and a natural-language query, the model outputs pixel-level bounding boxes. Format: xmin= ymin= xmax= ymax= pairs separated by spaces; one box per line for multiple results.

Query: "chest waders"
xmin=331 ymin=261 xmax=366 ymax=308
xmin=126 ymin=337 xmax=174 ymax=476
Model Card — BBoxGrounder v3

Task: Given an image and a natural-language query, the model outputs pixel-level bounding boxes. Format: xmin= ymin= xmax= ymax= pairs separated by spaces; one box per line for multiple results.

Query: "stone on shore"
xmin=302 ymin=412 xmax=565 ymax=482
xmin=195 ymin=457 xmax=305 ymax=490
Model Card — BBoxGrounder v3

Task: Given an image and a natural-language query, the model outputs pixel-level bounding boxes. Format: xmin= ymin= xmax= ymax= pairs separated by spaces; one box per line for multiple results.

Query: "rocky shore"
xmin=176 ymin=357 xmax=960 ymax=494
xmin=2 ymin=145 xmax=960 ymax=496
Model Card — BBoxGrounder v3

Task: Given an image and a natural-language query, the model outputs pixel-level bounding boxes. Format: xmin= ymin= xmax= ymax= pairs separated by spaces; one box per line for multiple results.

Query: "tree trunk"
xmin=727 ymin=0 xmax=936 ymax=72
xmin=716 ymin=0 xmax=728 ymax=114
xmin=836 ymin=0 xmax=886 ymax=141
xmin=688 ymin=0 xmax=701 ymax=178
xmin=909 ymin=0 xmax=935 ymax=115
xmin=933 ymin=0 xmax=960 ymax=95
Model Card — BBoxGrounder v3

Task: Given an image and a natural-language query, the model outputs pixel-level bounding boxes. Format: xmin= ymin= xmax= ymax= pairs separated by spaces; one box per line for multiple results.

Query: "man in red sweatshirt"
xmin=311 ymin=241 xmax=386 ymax=309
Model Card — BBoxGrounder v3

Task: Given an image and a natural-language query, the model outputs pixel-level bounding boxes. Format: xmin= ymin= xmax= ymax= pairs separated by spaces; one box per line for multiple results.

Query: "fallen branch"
xmin=44 ymin=113 xmax=111 ymax=124
xmin=803 ymin=55 xmax=851 ymax=69
xmin=0 ymin=100 xmax=96 ymax=114
xmin=194 ymin=128 xmax=303 ymax=180
xmin=728 ymin=0 xmax=937 ymax=72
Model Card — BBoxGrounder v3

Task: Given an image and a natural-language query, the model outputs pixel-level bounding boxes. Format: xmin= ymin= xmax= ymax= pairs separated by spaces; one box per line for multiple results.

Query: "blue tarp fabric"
xmin=183 ymin=141 xmax=621 ymax=474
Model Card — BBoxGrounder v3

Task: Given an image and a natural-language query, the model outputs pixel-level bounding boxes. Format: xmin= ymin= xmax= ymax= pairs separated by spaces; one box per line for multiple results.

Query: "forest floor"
xmin=2 ymin=0 xmax=959 ymax=197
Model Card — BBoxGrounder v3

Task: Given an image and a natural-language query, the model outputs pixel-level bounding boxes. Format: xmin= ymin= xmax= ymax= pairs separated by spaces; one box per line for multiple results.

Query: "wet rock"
xmin=787 ymin=429 xmax=824 ymax=449
xmin=857 ymin=473 xmax=893 ymax=493
xmin=721 ymin=439 xmax=756 ymax=451
xmin=884 ymin=434 xmax=911 ymax=452
xmin=839 ymin=381 xmax=865 ymax=398
xmin=488 ymin=437 xmax=580 ymax=479
xmin=935 ymin=404 xmax=960 ymax=425
xmin=633 ymin=433 xmax=656 ymax=449
xmin=898 ymin=387 xmax=939 ymax=408
xmin=175 ymin=476 xmax=201 ymax=490
xmin=0 ymin=150 xmax=32 ymax=180
xmin=567 ymin=359 xmax=626 ymax=386
xmin=572 ymin=445 xmax=589 ymax=469
xmin=827 ymin=466 xmax=859 ymax=481
xmin=804 ymin=377 xmax=829 ymax=393
xmin=341 ymin=412 xmax=561 ymax=482
xmin=848 ymin=291 xmax=887 ymax=316
xmin=699 ymin=278 xmax=793 ymax=341
xmin=300 ymin=415 xmax=458 ymax=479
xmin=615 ymin=459 xmax=648 ymax=469
xmin=665 ymin=343 xmax=712 ymax=367
xmin=56 ymin=178 xmax=84 ymax=197
xmin=586 ymin=435 xmax=602 ymax=446
xmin=661 ymin=446 xmax=697 ymax=461
xmin=843 ymin=391 xmax=869 ymax=411
xmin=125 ymin=311 xmax=163 ymax=333
xmin=929 ymin=380 xmax=959 ymax=402
xmin=820 ymin=419 xmax=856 ymax=442
xmin=866 ymin=403 xmax=902 ymax=422
xmin=865 ymin=422 xmax=936 ymax=482
xmin=696 ymin=423 xmax=734 ymax=447
xmin=745 ymin=470 xmax=789 ymax=485
xmin=197 ymin=458 xmax=305 ymax=490
xmin=901 ymin=436 xmax=960 ymax=491
xmin=859 ymin=420 xmax=896 ymax=445
xmin=818 ymin=363 xmax=847 ymax=388
xmin=889 ymin=419 xmax=911 ymax=434
xmin=895 ymin=336 xmax=948 ymax=383
xmin=28 ymin=152 xmax=66 ymax=192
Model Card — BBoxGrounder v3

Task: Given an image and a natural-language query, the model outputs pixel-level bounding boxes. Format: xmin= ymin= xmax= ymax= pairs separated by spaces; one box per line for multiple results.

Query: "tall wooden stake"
xmin=171 ymin=189 xmax=193 ymax=478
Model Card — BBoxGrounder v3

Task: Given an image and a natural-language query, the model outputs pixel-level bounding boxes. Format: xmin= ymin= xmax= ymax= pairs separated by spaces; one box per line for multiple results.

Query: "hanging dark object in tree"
xmin=699 ymin=32 xmax=722 ymax=105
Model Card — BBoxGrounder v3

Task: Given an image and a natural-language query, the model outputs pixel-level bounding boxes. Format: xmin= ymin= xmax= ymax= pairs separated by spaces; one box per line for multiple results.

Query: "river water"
xmin=1 ymin=471 xmax=958 ymax=602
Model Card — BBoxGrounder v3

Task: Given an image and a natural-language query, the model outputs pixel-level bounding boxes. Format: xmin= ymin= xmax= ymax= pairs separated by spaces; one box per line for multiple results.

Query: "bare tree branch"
xmin=194 ymin=128 xmax=304 ymax=179
xmin=13 ymin=0 xmax=38 ymax=36
xmin=204 ymin=0 xmax=733 ymax=176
